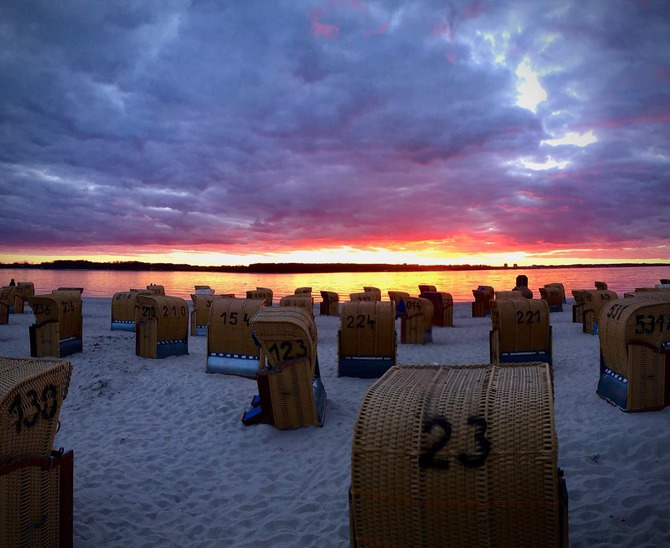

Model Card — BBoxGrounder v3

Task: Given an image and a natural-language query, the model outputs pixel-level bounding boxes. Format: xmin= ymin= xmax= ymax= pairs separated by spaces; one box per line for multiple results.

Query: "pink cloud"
xmin=310 ymin=8 xmax=340 ymax=39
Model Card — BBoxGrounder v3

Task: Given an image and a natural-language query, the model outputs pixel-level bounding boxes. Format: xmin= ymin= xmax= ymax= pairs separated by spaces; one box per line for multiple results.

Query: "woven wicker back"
xmin=582 ymin=290 xmax=618 ymax=332
xmin=350 ymin=363 xmax=564 ymax=548
xmin=339 ymin=301 xmax=396 ymax=358
xmin=418 ymin=284 xmax=437 ymax=294
xmin=146 ymin=284 xmax=165 ymax=295
xmin=250 ymin=307 xmax=320 ymax=428
xmin=135 ymin=295 xmax=189 ymax=342
xmin=399 ymin=297 xmax=434 ymax=344
xmin=540 ymin=286 xmax=563 ymax=307
xmin=0 ymin=358 xmax=72 ymax=464
xmin=28 ymin=294 xmax=82 ymax=341
xmin=320 ymin=291 xmax=339 ymax=316
xmin=388 ymin=291 xmax=410 ymax=306
xmin=600 ymin=299 xmax=670 ymax=379
xmin=495 ymin=290 xmax=525 ymax=300
xmin=294 ymin=287 xmax=312 ymax=295
xmin=362 ymin=287 xmax=382 ymax=301
xmin=279 ymin=294 xmax=314 ymax=317
xmin=111 ymin=291 xmax=151 ymax=324
xmin=207 ymin=298 xmax=265 ymax=356
xmin=490 ymin=299 xmax=550 ymax=353
xmin=190 ymin=293 xmax=220 ymax=329
xmin=419 ymin=292 xmax=454 ymax=327
xmin=251 ymin=307 xmax=317 ymax=369
xmin=350 ymin=291 xmax=377 ymax=302
xmin=545 ymin=283 xmax=565 ymax=301
xmin=246 ymin=288 xmax=273 ymax=307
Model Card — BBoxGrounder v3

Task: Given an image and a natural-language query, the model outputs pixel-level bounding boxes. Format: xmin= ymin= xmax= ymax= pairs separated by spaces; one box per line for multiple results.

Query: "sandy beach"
xmin=2 ymin=296 xmax=669 ymax=547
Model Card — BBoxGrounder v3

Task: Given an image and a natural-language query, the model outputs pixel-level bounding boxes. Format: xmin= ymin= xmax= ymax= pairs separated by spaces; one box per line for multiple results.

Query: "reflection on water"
xmin=1 ymin=265 xmax=668 ymax=302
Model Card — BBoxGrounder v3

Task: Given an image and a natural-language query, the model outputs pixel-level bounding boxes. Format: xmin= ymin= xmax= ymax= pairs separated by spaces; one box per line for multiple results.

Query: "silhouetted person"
xmin=8 ymin=278 xmax=15 ymax=286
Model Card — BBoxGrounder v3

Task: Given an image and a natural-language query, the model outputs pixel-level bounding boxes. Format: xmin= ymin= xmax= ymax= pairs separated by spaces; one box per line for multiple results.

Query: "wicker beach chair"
xmin=242 ymin=307 xmax=326 ymax=428
xmin=135 ymin=295 xmax=189 ymax=358
xmin=338 ymin=301 xmax=396 ymax=378
xmin=489 ymin=298 xmax=552 ymax=365
xmin=418 ymin=291 xmax=454 ymax=327
xmin=279 ymin=294 xmax=314 ymax=317
xmin=190 ymin=293 xmax=227 ymax=336
xmin=418 ymin=284 xmax=436 ymax=294
xmin=27 ymin=293 xmax=83 ymax=358
xmin=146 ymin=284 xmax=165 ymax=295
xmin=0 ymin=286 xmax=19 ymax=315
xmin=362 ymin=287 xmax=382 ymax=301
xmin=581 ymin=289 xmax=618 ymax=335
xmin=194 ymin=285 xmax=215 ymax=295
xmin=349 ymin=363 xmax=568 ymax=548
xmin=494 ymin=290 xmax=525 ymax=301
xmin=110 ymin=290 xmax=152 ymax=331
xmin=319 ymin=291 xmax=339 ymax=316
xmin=540 ymin=285 xmax=564 ymax=312
xmin=206 ymin=298 xmax=265 ymax=376
xmin=0 ymin=357 xmax=74 ymax=548
xmin=472 ymin=286 xmax=494 ymax=317
xmin=350 ymin=291 xmax=377 ymax=302
xmin=294 ymin=287 xmax=312 ymax=295
xmin=397 ymin=296 xmax=434 ymax=344
xmin=246 ymin=287 xmax=273 ymax=307
xmin=597 ymin=298 xmax=670 ymax=412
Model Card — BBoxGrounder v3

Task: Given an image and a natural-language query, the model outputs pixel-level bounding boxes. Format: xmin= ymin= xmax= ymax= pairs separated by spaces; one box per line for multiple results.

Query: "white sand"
xmin=2 ymin=297 xmax=669 ymax=547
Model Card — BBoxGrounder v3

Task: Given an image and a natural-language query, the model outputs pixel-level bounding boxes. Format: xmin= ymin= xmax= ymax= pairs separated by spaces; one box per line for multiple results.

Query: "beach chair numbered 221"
xmin=242 ymin=307 xmax=327 ymax=429
xmin=489 ymin=299 xmax=552 ymax=365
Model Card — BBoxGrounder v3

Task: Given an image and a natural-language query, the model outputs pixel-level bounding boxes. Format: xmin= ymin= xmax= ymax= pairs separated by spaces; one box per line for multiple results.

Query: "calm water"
xmin=2 ymin=265 xmax=669 ymax=302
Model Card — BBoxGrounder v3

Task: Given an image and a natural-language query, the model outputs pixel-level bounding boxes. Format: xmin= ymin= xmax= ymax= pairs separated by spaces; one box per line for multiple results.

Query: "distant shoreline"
xmin=0 ymin=259 xmax=668 ymax=274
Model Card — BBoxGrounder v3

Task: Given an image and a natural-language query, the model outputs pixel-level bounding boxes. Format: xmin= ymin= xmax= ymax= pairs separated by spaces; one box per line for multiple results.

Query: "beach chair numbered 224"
xmin=242 ymin=307 xmax=327 ymax=429
xmin=338 ymin=300 xmax=396 ymax=378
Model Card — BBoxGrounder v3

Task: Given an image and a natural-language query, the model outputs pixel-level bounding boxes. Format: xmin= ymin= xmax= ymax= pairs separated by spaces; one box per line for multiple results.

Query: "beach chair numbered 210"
xmin=242 ymin=307 xmax=327 ymax=429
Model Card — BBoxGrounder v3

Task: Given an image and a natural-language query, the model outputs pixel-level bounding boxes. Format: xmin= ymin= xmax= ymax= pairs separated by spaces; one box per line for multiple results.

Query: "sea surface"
xmin=2 ymin=265 xmax=669 ymax=302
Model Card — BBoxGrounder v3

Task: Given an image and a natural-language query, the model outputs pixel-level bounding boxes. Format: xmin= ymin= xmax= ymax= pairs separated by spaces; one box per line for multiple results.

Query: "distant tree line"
xmin=0 ymin=259 xmax=496 ymax=273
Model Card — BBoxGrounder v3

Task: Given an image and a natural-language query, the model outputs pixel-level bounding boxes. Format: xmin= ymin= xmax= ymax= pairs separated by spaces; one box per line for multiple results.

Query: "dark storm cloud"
xmin=0 ymin=0 xmax=668 ymax=261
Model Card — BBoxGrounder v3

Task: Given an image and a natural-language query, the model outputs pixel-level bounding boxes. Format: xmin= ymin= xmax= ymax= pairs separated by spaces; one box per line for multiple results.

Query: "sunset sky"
xmin=1 ymin=0 xmax=669 ymax=267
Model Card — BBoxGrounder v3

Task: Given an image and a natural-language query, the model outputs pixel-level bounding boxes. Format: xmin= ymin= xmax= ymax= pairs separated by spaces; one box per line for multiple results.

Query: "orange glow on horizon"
xmin=1 ymin=239 xmax=667 ymax=268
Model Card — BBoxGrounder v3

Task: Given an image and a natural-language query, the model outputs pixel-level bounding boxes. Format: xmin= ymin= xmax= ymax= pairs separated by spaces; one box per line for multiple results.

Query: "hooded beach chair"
xmin=319 ymin=291 xmax=340 ymax=316
xmin=206 ymin=297 xmax=265 ymax=376
xmin=338 ymin=300 xmax=396 ymax=378
xmin=472 ymin=286 xmax=494 ymax=317
xmin=279 ymin=293 xmax=314 ymax=317
xmin=396 ymin=296 xmax=434 ymax=344
xmin=27 ymin=293 xmax=83 ymax=357
xmin=581 ymin=289 xmax=618 ymax=335
xmin=135 ymin=295 xmax=189 ymax=358
xmin=0 ymin=357 xmax=74 ymax=547
xmin=540 ymin=284 xmax=565 ymax=312
xmin=246 ymin=287 xmax=273 ymax=307
xmin=419 ymin=291 xmax=454 ymax=327
xmin=110 ymin=290 xmax=152 ymax=331
xmin=242 ymin=307 xmax=326 ymax=428
xmin=191 ymin=293 xmax=232 ymax=336
xmin=489 ymin=298 xmax=552 ymax=365
xmin=597 ymin=297 xmax=670 ymax=412
xmin=349 ymin=362 xmax=568 ymax=547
